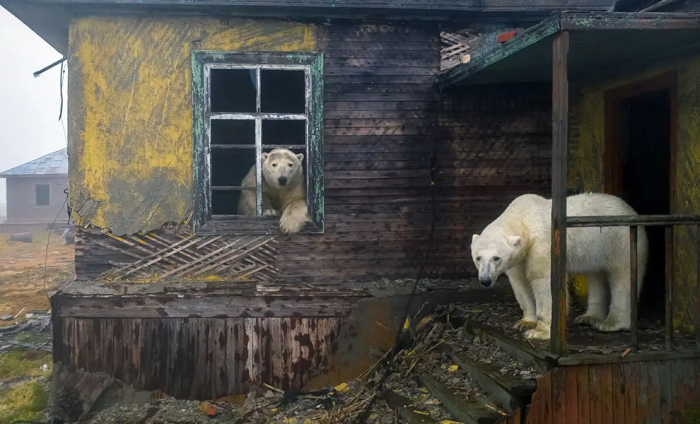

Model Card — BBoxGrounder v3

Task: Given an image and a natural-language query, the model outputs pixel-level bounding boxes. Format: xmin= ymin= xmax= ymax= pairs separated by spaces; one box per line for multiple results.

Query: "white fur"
xmin=237 ymin=148 xmax=311 ymax=234
xmin=470 ymin=193 xmax=648 ymax=340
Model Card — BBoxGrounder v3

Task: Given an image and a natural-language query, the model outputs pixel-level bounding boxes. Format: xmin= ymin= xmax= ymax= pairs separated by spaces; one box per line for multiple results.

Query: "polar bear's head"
xmin=262 ymin=148 xmax=304 ymax=190
xmin=470 ymin=231 xmax=522 ymax=288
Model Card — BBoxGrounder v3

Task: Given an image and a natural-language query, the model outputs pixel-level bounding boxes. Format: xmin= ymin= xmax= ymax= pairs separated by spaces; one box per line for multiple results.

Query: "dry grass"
xmin=0 ymin=231 xmax=74 ymax=325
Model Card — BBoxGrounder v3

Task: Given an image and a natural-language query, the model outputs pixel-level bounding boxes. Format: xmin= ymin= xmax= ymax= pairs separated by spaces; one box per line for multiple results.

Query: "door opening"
xmin=605 ymin=74 xmax=675 ymax=322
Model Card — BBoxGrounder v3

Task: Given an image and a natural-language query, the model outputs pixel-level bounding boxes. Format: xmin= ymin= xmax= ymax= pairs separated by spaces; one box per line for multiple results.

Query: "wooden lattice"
xmin=99 ymin=229 xmax=279 ymax=282
xmin=440 ymin=30 xmax=479 ymax=72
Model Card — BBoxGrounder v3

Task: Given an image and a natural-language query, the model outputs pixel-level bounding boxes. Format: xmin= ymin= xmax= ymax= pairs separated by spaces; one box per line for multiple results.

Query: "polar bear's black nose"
xmin=479 ymin=277 xmax=492 ymax=288
xmin=278 ymin=177 xmax=288 ymax=186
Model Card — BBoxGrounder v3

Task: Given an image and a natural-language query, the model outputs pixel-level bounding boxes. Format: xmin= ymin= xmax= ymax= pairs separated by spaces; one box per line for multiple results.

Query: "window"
xmin=35 ymin=184 xmax=50 ymax=206
xmin=192 ymin=52 xmax=324 ymax=234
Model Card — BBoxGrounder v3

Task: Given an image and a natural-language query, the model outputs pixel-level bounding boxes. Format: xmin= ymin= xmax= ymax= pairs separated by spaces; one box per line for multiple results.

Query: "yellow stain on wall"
xmin=68 ymin=17 xmax=316 ymax=235
xmin=570 ymin=56 xmax=700 ymax=331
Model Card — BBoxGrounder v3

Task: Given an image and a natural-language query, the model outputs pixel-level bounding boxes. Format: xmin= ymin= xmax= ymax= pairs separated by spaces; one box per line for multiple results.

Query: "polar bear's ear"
xmin=261 ymin=152 xmax=270 ymax=161
xmin=296 ymin=153 xmax=304 ymax=162
xmin=507 ymin=236 xmax=521 ymax=247
xmin=471 ymin=234 xmax=479 ymax=244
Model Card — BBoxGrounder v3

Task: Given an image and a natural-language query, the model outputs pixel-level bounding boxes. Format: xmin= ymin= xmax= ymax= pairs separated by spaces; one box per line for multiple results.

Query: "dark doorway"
xmin=605 ymin=74 xmax=675 ymax=321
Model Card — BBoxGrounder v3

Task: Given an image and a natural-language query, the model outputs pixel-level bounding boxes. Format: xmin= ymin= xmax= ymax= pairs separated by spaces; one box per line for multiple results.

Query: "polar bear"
xmin=470 ymin=193 xmax=648 ymax=340
xmin=237 ymin=148 xmax=311 ymax=234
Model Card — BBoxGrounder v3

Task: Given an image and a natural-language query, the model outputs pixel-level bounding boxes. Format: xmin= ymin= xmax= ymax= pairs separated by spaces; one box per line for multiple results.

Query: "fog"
xmin=0 ymin=7 xmax=68 ymax=216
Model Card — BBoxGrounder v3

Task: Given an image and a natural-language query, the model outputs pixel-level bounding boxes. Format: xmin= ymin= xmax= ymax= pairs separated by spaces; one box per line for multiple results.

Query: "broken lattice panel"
xmin=440 ymin=30 xmax=478 ymax=72
xmin=99 ymin=229 xmax=279 ymax=282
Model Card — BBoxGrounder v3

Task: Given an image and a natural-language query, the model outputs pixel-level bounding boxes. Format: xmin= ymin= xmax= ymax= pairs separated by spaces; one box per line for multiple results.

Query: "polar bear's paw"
xmin=513 ymin=319 xmax=537 ymax=330
xmin=263 ymin=209 xmax=280 ymax=217
xmin=574 ymin=314 xmax=604 ymax=326
xmin=524 ymin=327 xmax=550 ymax=340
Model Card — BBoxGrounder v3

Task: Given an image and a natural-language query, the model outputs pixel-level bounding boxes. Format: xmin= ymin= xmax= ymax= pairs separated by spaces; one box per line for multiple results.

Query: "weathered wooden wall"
xmin=71 ymin=19 xmax=553 ymax=284
xmin=568 ymin=56 xmax=700 ymax=332
xmin=501 ymin=358 xmax=700 ymax=424
xmin=67 ymin=16 xmax=316 ymax=235
xmin=54 ymin=316 xmax=340 ymax=399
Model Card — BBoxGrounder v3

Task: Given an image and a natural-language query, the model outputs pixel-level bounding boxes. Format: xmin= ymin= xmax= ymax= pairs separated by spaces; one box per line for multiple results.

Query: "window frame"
xmin=191 ymin=51 xmax=324 ymax=235
xmin=34 ymin=183 xmax=51 ymax=208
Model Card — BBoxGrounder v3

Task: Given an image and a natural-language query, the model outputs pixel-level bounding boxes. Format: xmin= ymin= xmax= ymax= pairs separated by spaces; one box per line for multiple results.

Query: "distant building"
xmin=0 ymin=148 xmax=68 ymax=233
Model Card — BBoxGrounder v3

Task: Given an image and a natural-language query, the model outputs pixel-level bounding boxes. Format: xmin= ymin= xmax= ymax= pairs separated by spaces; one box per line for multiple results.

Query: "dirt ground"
xmin=0 ymin=230 xmax=74 ymax=422
xmin=0 ymin=231 xmax=75 ymax=325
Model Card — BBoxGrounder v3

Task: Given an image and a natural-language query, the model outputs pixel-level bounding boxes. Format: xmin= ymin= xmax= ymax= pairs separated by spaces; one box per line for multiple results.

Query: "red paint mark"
xmin=498 ymin=31 xmax=518 ymax=43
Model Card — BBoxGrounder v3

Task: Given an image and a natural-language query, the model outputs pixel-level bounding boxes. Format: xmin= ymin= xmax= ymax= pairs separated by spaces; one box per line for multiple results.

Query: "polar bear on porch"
xmin=470 ymin=193 xmax=648 ymax=340
xmin=237 ymin=148 xmax=311 ymax=234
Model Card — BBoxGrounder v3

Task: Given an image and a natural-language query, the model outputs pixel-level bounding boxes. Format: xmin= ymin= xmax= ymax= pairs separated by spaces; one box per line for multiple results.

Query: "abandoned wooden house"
xmin=4 ymin=0 xmax=700 ymax=421
xmin=0 ymin=148 xmax=69 ymax=233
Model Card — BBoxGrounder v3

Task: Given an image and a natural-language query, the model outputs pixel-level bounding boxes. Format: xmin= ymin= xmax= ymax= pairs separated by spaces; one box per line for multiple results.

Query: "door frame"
xmin=603 ymin=71 xmax=678 ymax=213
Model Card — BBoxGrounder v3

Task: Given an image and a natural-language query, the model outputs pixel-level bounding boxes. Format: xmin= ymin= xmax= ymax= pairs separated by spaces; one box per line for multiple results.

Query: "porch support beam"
xmin=550 ymin=30 xmax=569 ymax=356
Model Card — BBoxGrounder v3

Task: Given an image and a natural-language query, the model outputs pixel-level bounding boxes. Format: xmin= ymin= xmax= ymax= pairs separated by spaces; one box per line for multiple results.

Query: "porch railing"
xmin=552 ymin=214 xmax=700 ymax=356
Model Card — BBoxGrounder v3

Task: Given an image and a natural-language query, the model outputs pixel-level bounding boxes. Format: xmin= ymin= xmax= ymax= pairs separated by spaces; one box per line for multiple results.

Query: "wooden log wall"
xmin=54 ymin=316 xmax=340 ymax=399
xmin=74 ymin=22 xmax=553 ymax=284
xmin=499 ymin=358 xmax=700 ymax=424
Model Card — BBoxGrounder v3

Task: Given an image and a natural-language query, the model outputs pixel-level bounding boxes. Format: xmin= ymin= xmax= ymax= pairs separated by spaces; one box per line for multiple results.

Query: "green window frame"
xmin=191 ymin=51 xmax=324 ymax=235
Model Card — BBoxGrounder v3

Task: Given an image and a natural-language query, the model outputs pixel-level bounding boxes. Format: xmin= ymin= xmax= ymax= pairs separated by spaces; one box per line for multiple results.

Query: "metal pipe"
xmin=33 ymin=57 xmax=66 ymax=78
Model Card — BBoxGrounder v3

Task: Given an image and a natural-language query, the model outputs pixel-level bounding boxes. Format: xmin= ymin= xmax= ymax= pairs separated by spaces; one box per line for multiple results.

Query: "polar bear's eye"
xmin=476 ymin=256 xmax=481 ymax=261
xmin=288 ymin=163 xmax=293 ymax=167
xmin=272 ymin=163 xmax=277 ymax=167
xmin=493 ymin=256 xmax=501 ymax=261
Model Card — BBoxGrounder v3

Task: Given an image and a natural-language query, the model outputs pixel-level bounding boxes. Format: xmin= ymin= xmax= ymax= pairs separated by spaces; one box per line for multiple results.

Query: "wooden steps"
xmin=383 ymin=391 xmax=439 ymax=424
xmin=462 ymin=320 xmax=552 ymax=374
xmin=451 ymin=351 xmax=537 ymax=413
xmin=417 ymin=373 xmax=503 ymax=424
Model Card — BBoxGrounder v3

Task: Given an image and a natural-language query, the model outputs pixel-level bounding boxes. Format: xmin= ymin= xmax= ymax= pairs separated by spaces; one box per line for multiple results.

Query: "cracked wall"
xmin=67 ymin=16 xmax=316 ymax=235
xmin=569 ymin=55 xmax=700 ymax=332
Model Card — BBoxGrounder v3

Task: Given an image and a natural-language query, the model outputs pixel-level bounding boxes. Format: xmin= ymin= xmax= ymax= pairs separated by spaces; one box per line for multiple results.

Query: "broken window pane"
xmin=211 ymin=119 xmax=255 ymax=146
xmin=262 ymin=120 xmax=306 ymax=147
xmin=260 ymin=70 xmax=305 ymax=114
xmin=210 ymin=68 xmax=257 ymax=113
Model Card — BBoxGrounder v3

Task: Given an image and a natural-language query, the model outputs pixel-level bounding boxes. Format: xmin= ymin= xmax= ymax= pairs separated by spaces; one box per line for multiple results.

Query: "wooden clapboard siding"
xmin=276 ymin=23 xmax=552 ymax=283
xmin=74 ymin=21 xmax=553 ymax=284
xmin=498 ymin=358 xmax=700 ymax=424
xmin=54 ymin=316 xmax=341 ymax=399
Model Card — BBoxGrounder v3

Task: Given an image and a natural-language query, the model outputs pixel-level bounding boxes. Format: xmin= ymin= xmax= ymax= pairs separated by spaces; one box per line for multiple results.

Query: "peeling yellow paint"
xmin=570 ymin=55 xmax=700 ymax=332
xmin=68 ymin=16 xmax=316 ymax=235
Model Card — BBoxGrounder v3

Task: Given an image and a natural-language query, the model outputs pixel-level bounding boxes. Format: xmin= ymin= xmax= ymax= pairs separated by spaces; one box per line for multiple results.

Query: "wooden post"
xmin=630 ymin=226 xmax=638 ymax=352
xmin=550 ymin=31 xmax=569 ymax=356
xmin=665 ymin=226 xmax=673 ymax=350
xmin=696 ymin=225 xmax=700 ymax=350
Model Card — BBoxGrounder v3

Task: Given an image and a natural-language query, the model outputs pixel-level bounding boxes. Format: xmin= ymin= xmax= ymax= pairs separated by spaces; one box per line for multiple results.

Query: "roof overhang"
xmin=1 ymin=0 xmax=617 ymax=56
xmin=438 ymin=12 xmax=700 ymax=88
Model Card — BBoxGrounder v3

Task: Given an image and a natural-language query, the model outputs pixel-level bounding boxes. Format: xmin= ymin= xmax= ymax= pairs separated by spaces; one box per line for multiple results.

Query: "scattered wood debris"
xmin=453 ymin=301 xmax=698 ymax=354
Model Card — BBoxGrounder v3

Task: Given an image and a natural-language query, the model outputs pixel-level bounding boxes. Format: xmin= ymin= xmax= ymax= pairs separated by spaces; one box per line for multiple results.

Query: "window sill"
xmin=195 ymin=215 xmax=323 ymax=235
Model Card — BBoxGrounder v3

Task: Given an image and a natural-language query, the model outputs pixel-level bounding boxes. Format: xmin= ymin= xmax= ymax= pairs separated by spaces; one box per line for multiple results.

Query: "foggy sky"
xmin=0 ymin=7 xmax=68 ymax=215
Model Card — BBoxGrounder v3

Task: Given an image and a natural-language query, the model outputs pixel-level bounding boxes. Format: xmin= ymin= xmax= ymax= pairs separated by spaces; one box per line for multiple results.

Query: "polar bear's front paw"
xmin=279 ymin=214 xmax=306 ymax=235
xmin=513 ymin=319 xmax=538 ymax=330
xmin=263 ymin=209 xmax=279 ymax=217
xmin=524 ymin=327 xmax=550 ymax=340
xmin=574 ymin=314 xmax=603 ymax=326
